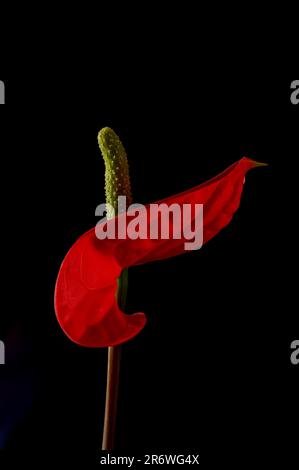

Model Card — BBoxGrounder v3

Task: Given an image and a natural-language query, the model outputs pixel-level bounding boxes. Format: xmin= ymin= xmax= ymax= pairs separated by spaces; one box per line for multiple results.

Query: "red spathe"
xmin=54 ymin=157 xmax=263 ymax=347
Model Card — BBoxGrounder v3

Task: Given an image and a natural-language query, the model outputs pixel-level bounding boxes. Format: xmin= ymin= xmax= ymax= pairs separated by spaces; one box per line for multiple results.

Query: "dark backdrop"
xmin=0 ymin=74 xmax=298 ymax=465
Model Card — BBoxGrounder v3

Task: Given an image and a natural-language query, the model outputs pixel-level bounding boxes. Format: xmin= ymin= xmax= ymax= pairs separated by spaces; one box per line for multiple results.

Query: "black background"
xmin=0 ymin=72 xmax=298 ymax=465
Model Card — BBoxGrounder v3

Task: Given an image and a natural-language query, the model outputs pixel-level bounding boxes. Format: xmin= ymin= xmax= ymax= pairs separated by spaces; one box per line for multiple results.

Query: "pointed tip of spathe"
xmin=251 ymin=160 xmax=269 ymax=168
xmin=242 ymin=157 xmax=269 ymax=169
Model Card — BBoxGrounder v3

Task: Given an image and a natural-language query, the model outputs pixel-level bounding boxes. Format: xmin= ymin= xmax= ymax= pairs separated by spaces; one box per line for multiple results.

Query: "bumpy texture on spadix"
xmin=98 ymin=127 xmax=132 ymax=219
xmin=54 ymin=157 xmax=265 ymax=347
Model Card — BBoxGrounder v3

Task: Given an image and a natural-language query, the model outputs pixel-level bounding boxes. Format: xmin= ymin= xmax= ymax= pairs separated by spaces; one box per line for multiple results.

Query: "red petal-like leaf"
xmin=54 ymin=157 xmax=263 ymax=347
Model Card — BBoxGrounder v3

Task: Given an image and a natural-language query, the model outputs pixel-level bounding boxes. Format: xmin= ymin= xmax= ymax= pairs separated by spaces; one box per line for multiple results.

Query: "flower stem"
xmin=98 ymin=127 xmax=131 ymax=450
xmin=102 ymin=345 xmax=121 ymax=450
xmin=102 ymin=268 xmax=128 ymax=450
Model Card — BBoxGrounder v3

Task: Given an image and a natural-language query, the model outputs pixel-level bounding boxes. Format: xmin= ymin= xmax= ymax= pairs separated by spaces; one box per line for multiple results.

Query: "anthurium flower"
xmin=54 ymin=154 xmax=265 ymax=348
